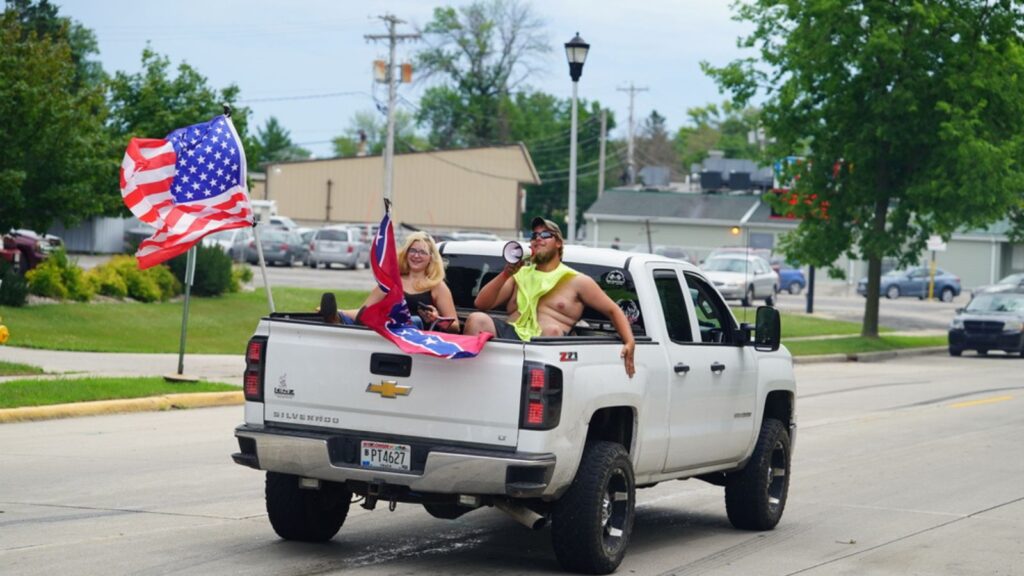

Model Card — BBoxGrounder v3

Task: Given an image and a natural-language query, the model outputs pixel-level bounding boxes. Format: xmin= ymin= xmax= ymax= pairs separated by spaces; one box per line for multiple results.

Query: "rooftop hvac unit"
xmin=700 ymin=171 xmax=723 ymax=191
xmin=728 ymin=171 xmax=751 ymax=190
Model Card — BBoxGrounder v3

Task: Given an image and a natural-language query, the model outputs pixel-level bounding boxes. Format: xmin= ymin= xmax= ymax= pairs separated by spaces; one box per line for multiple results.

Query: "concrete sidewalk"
xmin=0 ymin=346 xmax=243 ymax=385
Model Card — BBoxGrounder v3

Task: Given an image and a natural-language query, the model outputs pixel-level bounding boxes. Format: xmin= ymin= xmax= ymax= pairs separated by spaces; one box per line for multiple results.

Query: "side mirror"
xmin=753 ymin=306 xmax=781 ymax=352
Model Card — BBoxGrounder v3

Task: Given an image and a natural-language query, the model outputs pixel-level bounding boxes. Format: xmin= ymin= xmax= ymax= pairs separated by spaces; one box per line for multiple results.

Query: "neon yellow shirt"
xmin=511 ymin=263 xmax=578 ymax=340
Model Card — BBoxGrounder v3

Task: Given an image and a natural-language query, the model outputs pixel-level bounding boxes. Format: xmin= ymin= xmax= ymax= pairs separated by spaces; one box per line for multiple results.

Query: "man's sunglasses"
xmin=530 ymin=231 xmax=556 ymax=240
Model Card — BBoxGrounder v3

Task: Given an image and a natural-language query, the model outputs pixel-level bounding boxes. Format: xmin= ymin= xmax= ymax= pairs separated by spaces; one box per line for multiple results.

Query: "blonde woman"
xmin=340 ymin=232 xmax=460 ymax=333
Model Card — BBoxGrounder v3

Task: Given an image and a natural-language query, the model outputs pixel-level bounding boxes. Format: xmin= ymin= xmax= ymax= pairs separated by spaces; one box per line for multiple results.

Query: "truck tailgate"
xmin=262 ymin=322 xmax=524 ymax=448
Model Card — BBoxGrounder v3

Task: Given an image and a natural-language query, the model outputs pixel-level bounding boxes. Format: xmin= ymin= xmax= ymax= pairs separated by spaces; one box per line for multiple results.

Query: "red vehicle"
xmin=2 ymin=230 xmax=62 ymax=273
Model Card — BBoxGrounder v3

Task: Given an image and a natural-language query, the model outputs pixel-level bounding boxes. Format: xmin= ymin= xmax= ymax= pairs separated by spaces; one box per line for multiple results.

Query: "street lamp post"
xmin=565 ymin=33 xmax=589 ymax=243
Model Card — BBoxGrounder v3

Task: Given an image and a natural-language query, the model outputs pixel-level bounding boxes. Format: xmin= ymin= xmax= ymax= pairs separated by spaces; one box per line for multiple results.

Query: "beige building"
xmin=261 ymin=145 xmax=540 ymax=237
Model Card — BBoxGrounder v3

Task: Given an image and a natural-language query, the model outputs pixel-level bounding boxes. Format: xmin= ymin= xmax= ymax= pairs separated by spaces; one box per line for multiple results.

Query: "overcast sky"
xmin=58 ymin=0 xmax=756 ymax=158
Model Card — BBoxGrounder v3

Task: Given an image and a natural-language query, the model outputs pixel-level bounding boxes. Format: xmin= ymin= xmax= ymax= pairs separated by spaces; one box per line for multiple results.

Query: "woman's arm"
xmin=430 ymin=283 xmax=461 ymax=333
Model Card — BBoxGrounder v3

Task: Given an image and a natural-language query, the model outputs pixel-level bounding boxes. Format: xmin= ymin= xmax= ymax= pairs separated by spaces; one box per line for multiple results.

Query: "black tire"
xmin=551 ymin=441 xmax=635 ymax=575
xmin=765 ymin=291 xmax=775 ymax=307
xmin=741 ymin=286 xmax=754 ymax=308
xmin=978 ymin=349 xmax=989 ymax=356
xmin=940 ymin=287 xmax=954 ymax=303
xmin=788 ymin=281 xmax=802 ymax=295
xmin=725 ymin=418 xmax=791 ymax=531
xmin=949 ymin=347 xmax=963 ymax=357
xmin=265 ymin=472 xmax=351 ymax=542
xmin=886 ymin=285 xmax=900 ymax=300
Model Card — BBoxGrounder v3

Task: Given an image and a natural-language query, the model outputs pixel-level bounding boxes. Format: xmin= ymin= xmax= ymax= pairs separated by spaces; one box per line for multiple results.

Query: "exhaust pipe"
xmin=494 ymin=499 xmax=547 ymax=530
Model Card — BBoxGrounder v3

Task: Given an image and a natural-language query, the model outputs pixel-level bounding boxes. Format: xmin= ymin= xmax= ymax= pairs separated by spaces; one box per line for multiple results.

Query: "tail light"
xmin=249 ymin=241 xmax=255 ymax=248
xmin=244 ymin=336 xmax=267 ymax=402
xmin=347 ymin=245 xmax=354 ymax=253
xmin=281 ymin=243 xmax=289 ymax=250
xmin=520 ymin=362 xmax=562 ymax=430
xmin=309 ymin=242 xmax=315 ymax=250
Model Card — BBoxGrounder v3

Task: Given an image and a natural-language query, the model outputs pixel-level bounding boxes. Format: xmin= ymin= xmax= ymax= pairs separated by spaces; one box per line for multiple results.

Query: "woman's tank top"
xmin=404 ymin=290 xmax=434 ymax=311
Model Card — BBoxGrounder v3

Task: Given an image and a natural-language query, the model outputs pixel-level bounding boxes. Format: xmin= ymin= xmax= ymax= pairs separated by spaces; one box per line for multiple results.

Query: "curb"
xmin=793 ymin=346 xmax=947 ymax=365
xmin=0 ymin=391 xmax=243 ymax=424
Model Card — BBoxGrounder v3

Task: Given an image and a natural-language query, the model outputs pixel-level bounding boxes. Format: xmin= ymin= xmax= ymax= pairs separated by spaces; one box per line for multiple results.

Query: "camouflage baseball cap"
xmin=530 ymin=216 xmax=563 ymax=239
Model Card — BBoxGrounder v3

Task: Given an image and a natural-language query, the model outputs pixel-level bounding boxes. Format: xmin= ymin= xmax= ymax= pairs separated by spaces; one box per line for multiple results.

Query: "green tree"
xmin=249 ymin=116 xmax=310 ymax=169
xmin=635 ymin=110 xmax=678 ymax=178
xmin=108 ymin=47 xmax=252 ymax=155
xmin=504 ymin=92 xmax=615 ymax=233
xmin=706 ymin=0 xmax=1024 ymax=337
xmin=5 ymin=0 xmax=105 ymax=89
xmin=0 ymin=9 xmax=112 ymax=232
xmin=331 ymin=109 xmax=424 ymax=157
xmin=673 ymin=102 xmax=762 ymax=168
xmin=415 ymin=0 xmax=550 ymax=147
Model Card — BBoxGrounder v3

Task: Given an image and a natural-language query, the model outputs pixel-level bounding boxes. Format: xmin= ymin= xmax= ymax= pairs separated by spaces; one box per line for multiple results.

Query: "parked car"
xmin=267 ymin=215 xmax=299 ymax=231
xmin=948 ymin=290 xmax=1024 ymax=356
xmin=234 ymin=228 xmax=308 ymax=266
xmin=776 ymin=262 xmax=807 ymax=295
xmin=201 ymin=227 xmax=249 ymax=256
xmin=306 ymin=226 xmax=369 ymax=269
xmin=628 ymin=244 xmax=695 ymax=264
xmin=339 ymin=223 xmax=379 ymax=244
xmin=857 ymin=267 xmax=962 ymax=302
xmin=700 ymin=254 xmax=777 ymax=306
xmin=3 ymin=229 xmax=63 ymax=273
xmin=971 ymin=273 xmax=1024 ymax=296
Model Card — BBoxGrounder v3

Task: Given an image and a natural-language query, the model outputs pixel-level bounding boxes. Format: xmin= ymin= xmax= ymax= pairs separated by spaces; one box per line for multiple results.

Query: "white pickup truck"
xmin=232 ymin=241 xmax=797 ymax=574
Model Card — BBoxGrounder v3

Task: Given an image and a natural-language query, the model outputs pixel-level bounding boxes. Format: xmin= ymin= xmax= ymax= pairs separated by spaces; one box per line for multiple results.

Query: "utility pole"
xmin=365 ymin=14 xmax=420 ymax=204
xmin=597 ymin=109 xmax=607 ymax=198
xmin=617 ymin=82 xmax=648 ymax=185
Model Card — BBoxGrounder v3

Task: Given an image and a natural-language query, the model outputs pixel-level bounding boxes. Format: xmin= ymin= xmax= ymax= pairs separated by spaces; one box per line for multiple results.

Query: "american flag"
xmin=359 ymin=210 xmax=491 ymax=359
xmin=120 ymin=114 xmax=253 ymax=269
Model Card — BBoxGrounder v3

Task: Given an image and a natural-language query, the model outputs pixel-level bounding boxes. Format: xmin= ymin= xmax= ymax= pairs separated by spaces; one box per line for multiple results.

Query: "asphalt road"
xmin=2 ymin=356 xmax=1021 ymax=575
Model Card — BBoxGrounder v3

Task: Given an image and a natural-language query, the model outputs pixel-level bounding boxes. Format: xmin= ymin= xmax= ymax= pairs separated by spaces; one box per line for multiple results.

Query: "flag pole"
xmin=253 ymin=222 xmax=275 ymax=313
xmin=223 ymin=103 xmax=275 ymax=315
xmin=166 ymin=245 xmax=198 ymax=382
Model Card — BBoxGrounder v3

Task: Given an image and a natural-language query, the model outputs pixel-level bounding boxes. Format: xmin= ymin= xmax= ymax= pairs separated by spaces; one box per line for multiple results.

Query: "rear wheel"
xmin=741 ymin=286 xmax=754 ymax=308
xmin=725 ymin=418 xmax=791 ymax=531
xmin=949 ymin=347 xmax=963 ymax=357
xmin=886 ymin=285 xmax=901 ymax=300
xmin=765 ymin=290 xmax=776 ymax=307
xmin=940 ymin=287 xmax=954 ymax=303
xmin=551 ymin=441 xmax=635 ymax=575
xmin=788 ymin=281 xmax=802 ymax=295
xmin=266 ymin=472 xmax=351 ymax=542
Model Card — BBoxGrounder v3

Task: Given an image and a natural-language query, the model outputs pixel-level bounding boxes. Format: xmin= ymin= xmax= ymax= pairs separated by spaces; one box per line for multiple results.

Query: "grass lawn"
xmin=0 ymin=288 xmax=366 ymax=354
xmin=730 ymin=307 xmax=890 ymax=338
xmin=0 ymin=377 xmax=238 ymax=408
xmin=785 ymin=335 xmax=947 ymax=357
xmin=0 ymin=360 xmax=45 ymax=376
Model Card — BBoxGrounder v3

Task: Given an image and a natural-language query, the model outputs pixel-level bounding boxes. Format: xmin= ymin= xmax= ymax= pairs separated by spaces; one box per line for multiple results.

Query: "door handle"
xmin=710 ymin=362 xmax=726 ymax=374
xmin=674 ymin=363 xmax=690 ymax=374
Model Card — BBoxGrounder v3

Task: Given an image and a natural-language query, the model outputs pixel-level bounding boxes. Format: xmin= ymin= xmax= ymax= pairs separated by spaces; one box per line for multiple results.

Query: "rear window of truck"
xmin=441 ymin=253 xmax=646 ymax=336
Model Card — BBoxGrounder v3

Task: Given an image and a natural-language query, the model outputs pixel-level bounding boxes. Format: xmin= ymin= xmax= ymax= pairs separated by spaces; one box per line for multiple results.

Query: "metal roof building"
xmin=262 ymin=145 xmax=540 ymax=237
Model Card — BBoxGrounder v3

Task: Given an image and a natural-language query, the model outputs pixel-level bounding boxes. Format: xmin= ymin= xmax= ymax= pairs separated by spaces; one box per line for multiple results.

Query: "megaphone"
xmin=503 ymin=241 xmax=528 ymax=264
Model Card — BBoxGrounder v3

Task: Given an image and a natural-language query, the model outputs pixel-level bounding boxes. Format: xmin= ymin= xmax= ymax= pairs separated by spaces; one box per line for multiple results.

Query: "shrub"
xmin=26 ymin=250 xmax=94 ymax=302
xmin=84 ymin=256 xmax=180 ymax=302
xmin=0 ymin=260 xmax=28 ymax=307
xmin=85 ymin=263 xmax=128 ymax=299
xmin=168 ymin=244 xmax=232 ymax=297
xmin=230 ymin=263 xmax=253 ymax=292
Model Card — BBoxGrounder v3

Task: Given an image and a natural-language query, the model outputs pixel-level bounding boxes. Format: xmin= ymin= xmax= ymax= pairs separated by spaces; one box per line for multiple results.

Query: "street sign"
xmin=927 ymin=235 xmax=947 ymax=252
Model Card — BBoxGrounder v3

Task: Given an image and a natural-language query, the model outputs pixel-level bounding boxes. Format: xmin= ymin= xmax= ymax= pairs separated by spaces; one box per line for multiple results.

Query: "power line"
xmin=238 ymin=90 xmax=370 ymax=104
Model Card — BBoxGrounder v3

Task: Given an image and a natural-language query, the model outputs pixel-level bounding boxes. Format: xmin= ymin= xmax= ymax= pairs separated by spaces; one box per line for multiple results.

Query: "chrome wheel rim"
xmin=766 ymin=439 xmax=788 ymax=513
xmin=602 ymin=467 xmax=630 ymax=548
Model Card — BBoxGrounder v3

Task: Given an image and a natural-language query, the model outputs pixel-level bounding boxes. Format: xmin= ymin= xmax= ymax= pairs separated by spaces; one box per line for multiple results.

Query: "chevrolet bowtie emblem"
xmin=366 ymin=380 xmax=411 ymax=399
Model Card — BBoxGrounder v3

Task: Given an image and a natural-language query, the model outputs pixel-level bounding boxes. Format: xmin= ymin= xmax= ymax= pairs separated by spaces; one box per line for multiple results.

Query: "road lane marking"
xmin=949 ymin=395 xmax=1013 ymax=409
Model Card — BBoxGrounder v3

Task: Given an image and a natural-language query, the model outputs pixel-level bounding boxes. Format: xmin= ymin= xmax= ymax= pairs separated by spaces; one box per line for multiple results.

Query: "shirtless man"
xmin=463 ymin=217 xmax=636 ymax=378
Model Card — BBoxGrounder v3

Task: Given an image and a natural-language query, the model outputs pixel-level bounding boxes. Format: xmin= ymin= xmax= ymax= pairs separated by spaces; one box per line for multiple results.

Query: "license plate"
xmin=360 ymin=441 xmax=410 ymax=472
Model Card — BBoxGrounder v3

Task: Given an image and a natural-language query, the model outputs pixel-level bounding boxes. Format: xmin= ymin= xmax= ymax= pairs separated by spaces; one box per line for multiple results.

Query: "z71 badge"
xmin=559 ymin=351 xmax=578 ymax=362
